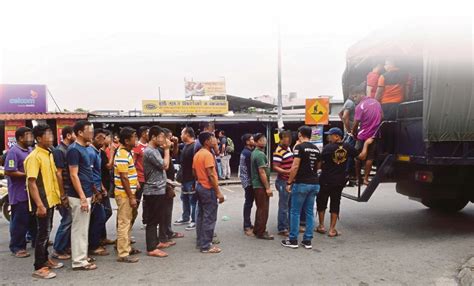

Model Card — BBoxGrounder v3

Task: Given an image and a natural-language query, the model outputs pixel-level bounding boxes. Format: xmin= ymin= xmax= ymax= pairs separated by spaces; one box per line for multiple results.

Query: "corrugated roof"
xmin=0 ymin=113 xmax=88 ymax=121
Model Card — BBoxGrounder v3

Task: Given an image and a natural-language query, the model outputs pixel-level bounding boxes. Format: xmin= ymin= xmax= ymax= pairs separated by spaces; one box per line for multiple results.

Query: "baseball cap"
xmin=324 ymin=127 xmax=343 ymax=137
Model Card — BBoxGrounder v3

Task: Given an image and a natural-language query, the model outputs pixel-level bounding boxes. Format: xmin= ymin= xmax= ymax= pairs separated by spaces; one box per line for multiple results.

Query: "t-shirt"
xmin=114 ymin=146 xmax=138 ymax=198
xmin=192 ymin=148 xmax=217 ymax=190
xmin=251 ymin=148 xmax=270 ymax=189
xmin=378 ymin=68 xmax=409 ymax=104
xmin=24 ymin=146 xmax=60 ymax=210
xmin=4 ymin=144 xmax=31 ymax=205
xmin=100 ymin=149 xmax=111 ymax=191
xmin=180 ymin=142 xmax=195 ymax=183
xmin=341 ymin=99 xmax=355 ymax=124
xmin=67 ymin=142 xmax=94 ymax=198
xmin=293 ymin=142 xmax=320 ymax=184
xmin=132 ymin=141 xmax=147 ymax=183
xmin=354 ymin=96 xmax=383 ymax=140
xmin=143 ymin=146 xmax=166 ymax=196
xmin=53 ymin=142 xmax=73 ymax=198
xmin=87 ymin=145 xmax=102 ymax=191
xmin=159 ymin=148 xmax=176 ymax=181
xmin=367 ymin=71 xmax=381 ymax=98
xmin=272 ymin=145 xmax=294 ymax=181
xmin=239 ymin=147 xmax=253 ymax=189
xmin=320 ymin=142 xmax=359 ymax=186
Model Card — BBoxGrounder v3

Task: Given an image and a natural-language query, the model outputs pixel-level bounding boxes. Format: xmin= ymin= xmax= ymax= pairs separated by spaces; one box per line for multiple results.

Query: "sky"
xmin=0 ymin=0 xmax=472 ymax=112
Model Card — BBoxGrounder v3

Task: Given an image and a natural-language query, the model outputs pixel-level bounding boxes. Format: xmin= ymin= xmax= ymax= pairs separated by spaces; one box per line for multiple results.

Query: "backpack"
xmin=225 ymin=137 xmax=235 ymax=153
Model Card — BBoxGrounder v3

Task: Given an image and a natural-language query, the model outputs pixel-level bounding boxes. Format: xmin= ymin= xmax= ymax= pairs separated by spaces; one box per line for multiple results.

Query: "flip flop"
xmin=117 ymin=256 xmax=139 ymax=263
xmin=147 ymin=249 xmax=168 ymax=258
xmin=328 ymin=230 xmax=341 ymax=238
xmin=170 ymin=232 xmax=184 ymax=239
xmin=73 ymin=263 xmax=98 ymax=271
xmin=315 ymin=227 xmax=327 ymax=234
xmin=12 ymin=250 xmax=30 ymax=258
xmin=201 ymin=246 xmax=222 ymax=254
xmin=129 ymin=248 xmax=142 ymax=255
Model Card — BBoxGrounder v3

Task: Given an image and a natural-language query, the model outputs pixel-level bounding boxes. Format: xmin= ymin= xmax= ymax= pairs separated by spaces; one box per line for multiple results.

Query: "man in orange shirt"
xmin=366 ymin=63 xmax=384 ymax=98
xmin=375 ymin=59 xmax=410 ymax=120
xmin=193 ymin=132 xmax=225 ymax=254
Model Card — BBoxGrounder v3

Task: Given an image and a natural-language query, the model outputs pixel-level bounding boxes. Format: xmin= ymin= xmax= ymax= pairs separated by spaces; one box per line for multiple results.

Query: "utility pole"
xmin=277 ymin=23 xmax=284 ymax=130
xmin=158 ymin=86 xmax=161 ymax=102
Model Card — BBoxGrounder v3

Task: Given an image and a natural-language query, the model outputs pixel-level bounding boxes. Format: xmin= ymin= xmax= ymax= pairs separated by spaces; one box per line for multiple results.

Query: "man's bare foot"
xmin=315 ymin=226 xmax=327 ymax=234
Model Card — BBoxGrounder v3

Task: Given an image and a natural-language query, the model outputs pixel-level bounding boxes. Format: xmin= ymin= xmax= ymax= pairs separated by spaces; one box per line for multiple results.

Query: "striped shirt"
xmin=114 ymin=146 xmax=138 ymax=198
xmin=272 ymin=145 xmax=294 ymax=181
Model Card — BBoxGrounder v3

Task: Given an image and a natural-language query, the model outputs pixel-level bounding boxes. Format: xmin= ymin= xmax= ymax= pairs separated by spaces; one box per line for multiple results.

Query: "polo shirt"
xmin=272 ymin=145 xmax=294 ymax=182
xmin=114 ymin=146 xmax=138 ymax=198
xmin=4 ymin=144 xmax=31 ymax=205
xmin=24 ymin=146 xmax=60 ymax=210
xmin=251 ymin=148 xmax=270 ymax=189
xmin=67 ymin=142 xmax=94 ymax=198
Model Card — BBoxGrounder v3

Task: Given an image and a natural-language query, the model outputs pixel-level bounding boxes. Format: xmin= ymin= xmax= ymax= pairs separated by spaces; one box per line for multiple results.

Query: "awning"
xmin=0 ymin=113 xmax=88 ymax=121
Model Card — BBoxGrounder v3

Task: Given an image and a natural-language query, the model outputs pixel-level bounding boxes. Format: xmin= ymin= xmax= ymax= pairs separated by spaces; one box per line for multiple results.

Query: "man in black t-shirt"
xmin=281 ymin=126 xmax=321 ymax=250
xmin=174 ymin=127 xmax=197 ymax=230
xmin=316 ymin=127 xmax=372 ymax=238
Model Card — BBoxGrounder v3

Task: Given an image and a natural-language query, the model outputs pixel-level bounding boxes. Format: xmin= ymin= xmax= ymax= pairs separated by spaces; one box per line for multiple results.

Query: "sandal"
xmin=46 ymin=258 xmax=64 ymax=269
xmin=51 ymin=252 xmax=71 ymax=260
xmin=117 ymin=256 xmax=139 ymax=263
xmin=170 ymin=232 xmax=184 ymax=239
xmin=157 ymin=241 xmax=176 ymax=249
xmin=90 ymin=248 xmax=110 ymax=256
xmin=328 ymin=230 xmax=341 ymax=238
xmin=147 ymin=249 xmax=168 ymax=258
xmin=87 ymin=257 xmax=96 ymax=263
xmin=315 ymin=227 xmax=327 ymax=234
xmin=32 ymin=267 xmax=56 ymax=279
xmin=129 ymin=248 xmax=142 ymax=255
xmin=73 ymin=263 xmax=98 ymax=271
xmin=201 ymin=246 xmax=222 ymax=254
xmin=13 ymin=250 xmax=30 ymax=258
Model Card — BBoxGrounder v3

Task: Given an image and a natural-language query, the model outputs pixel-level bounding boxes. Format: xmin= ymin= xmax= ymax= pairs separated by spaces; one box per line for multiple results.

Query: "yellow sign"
xmin=142 ymin=100 xmax=229 ymax=115
xmin=305 ymin=98 xmax=329 ymax=125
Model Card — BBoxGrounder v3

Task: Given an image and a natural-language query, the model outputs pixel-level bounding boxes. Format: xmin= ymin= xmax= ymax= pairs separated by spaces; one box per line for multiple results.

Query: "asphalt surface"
xmin=1 ymin=183 xmax=474 ymax=285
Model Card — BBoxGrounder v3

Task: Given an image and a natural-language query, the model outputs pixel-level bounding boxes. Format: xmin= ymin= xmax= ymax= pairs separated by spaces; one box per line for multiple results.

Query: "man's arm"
xmin=357 ymin=138 xmax=374 ymax=161
xmin=4 ymin=170 xmax=25 ymax=177
xmin=28 ymin=178 xmax=47 ymax=217
xmin=272 ymin=163 xmax=290 ymax=175
xmin=69 ymin=166 xmax=86 ymax=199
xmin=375 ymin=86 xmax=384 ymax=102
xmin=351 ymin=120 xmax=360 ymax=138
xmin=287 ymin=157 xmax=301 ymax=185
xmin=367 ymin=85 xmax=373 ymax=98
xmin=206 ymin=166 xmax=224 ymax=203
xmin=341 ymin=109 xmax=351 ymax=133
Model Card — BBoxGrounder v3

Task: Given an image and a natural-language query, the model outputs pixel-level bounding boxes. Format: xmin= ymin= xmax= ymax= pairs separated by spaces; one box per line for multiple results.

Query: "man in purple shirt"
xmin=350 ymin=84 xmax=382 ymax=185
xmin=4 ymin=127 xmax=35 ymax=258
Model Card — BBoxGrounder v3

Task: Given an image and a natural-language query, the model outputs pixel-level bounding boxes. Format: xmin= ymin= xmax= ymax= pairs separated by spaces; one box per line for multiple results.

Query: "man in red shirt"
xmin=133 ymin=126 xmax=149 ymax=221
xmin=366 ymin=63 xmax=384 ymax=98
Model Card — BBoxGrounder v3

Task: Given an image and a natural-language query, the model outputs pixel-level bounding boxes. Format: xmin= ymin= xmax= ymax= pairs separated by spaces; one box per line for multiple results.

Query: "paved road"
xmin=1 ymin=183 xmax=473 ymax=285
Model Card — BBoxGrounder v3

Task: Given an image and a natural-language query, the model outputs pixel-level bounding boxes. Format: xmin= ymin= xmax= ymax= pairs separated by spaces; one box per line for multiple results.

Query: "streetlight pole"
xmin=277 ymin=23 xmax=284 ymax=130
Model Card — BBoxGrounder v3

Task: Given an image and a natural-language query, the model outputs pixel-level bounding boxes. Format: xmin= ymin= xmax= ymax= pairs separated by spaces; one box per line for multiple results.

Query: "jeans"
xmin=276 ymin=179 xmax=290 ymax=232
xmin=101 ymin=195 xmax=113 ymax=240
xmin=181 ymin=181 xmax=197 ymax=222
xmin=195 ymin=183 xmax=218 ymax=251
xmin=143 ymin=195 xmax=167 ymax=251
xmin=242 ymin=186 xmax=254 ymax=229
xmin=88 ymin=202 xmax=106 ymax=250
xmin=253 ymin=188 xmax=270 ymax=237
xmin=289 ymin=183 xmax=320 ymax=241
xmin=221 ymin=155 xmax=231 ymax=179
xmin=34 ymin=208 xmax=54 ymax=270
xmin=53 ymin=205 xmax=72 ymax=254
xmin=217 ymin=160 xmax=223 ymax=178
xmin=9 ymin=201 xmax=36 ymax=253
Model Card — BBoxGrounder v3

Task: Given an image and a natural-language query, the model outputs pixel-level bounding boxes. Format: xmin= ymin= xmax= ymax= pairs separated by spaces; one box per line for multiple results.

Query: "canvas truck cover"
xmin=423 ymin=27 xmax=474 ymax=142
xmin=344 ymin=22 xmax=473 ymax=142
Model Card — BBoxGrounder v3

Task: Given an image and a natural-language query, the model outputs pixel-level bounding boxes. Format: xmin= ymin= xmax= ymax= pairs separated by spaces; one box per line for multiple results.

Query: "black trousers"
xmin=143 ymin=195 xmax=167 ymax=251
xmin=34 ymin=208 xmax=54 ymax=270
xmin=316 ymin=184 xmax=344 ymax=214
xmin=159 ymin=195 xmax=174 ymax=241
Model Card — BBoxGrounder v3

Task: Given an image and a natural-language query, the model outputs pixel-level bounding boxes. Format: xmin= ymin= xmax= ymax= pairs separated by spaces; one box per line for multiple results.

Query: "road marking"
xmin=221 ymin=187 xmax=235 ymax=193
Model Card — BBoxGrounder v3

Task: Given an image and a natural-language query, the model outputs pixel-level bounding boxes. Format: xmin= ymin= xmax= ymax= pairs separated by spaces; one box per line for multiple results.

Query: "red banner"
xmin=56 ymin=119 xmax=76 ymax=145
xmin=5 ymin=120 xmax=26 ymax=150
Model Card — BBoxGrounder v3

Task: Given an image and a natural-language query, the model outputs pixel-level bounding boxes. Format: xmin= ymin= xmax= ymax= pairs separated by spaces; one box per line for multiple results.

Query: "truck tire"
xmin=421 ymin=198 xmax=469 ymax=213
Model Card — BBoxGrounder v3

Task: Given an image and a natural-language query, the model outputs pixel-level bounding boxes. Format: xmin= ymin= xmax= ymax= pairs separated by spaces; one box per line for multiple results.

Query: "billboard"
xmin=185 ymin=81 xmax=226 ymax=98
xmin=142 ymin=100 xmax=228 ymax=115
xmin=305 ymin=98 xmax=329 ymax=125
xmin=4 ymin=120 xmax=26 ymax=150
xmin=0 ymin=84 xmax=47 ymax=113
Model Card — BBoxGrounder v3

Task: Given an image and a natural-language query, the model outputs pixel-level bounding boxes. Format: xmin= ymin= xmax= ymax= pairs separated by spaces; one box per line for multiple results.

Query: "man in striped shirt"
xmin=114 ymin=127 xmax=139 ymax=263
xmin=272 ymin=130 xmax=294 ymax=236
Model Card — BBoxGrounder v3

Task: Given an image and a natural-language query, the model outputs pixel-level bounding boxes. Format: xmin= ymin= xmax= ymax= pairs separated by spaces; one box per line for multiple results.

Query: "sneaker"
xmin=301 ymin=240 xmax=312 ymax=249
xmin=281 ymin=239 xmax=298 ymax=249
xmin=173 ymin=219 xmax=191 ymax=226
xmin=185 ymin=223 xmax=196 ymax=231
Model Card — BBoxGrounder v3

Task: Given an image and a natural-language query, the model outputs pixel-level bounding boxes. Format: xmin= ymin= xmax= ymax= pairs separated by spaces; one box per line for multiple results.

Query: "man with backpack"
xmin=218 ymin=130 xmax=234 ymax=180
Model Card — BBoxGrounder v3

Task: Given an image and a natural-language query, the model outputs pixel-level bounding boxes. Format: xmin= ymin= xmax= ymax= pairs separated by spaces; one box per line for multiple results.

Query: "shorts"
xmin=316 ymin=184 xmax=344 ymax=214
xmin=355 ymin=139 xmax=377 ymax=161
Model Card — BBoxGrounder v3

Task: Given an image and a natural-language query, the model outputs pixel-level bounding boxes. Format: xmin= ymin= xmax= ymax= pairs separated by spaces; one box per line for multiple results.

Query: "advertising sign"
xmin=310 ymin=125 xmax=324 ymax=151
xmin=305 ymin=98 xmax=329 ymax=125
xmin=56 ymin=119 xmax=76 ymax=145
xmin=0 ymin=84 xmax=47 ymax=113
xmin=185 ymin=81 xmax=226 ymax=98
xmin=4 ymin=120 xmax=26 ymax=150
xmin=142 ymin=100 xmax=228 ymax=115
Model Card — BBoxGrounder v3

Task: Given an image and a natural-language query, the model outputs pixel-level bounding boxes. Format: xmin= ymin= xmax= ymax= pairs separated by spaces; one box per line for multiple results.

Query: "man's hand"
xmin=101 ymin=186 xmax=108 ymax=197
xmin=161 ymin=139 xmax=171 ymax=150
xmin=36 ymin=205 xmax=47 ymax=218
xmin=80 ymin=198 xmax=89 ymax=213
xmin=60 ymin=195 xmax=69 ymax=208
xmin=170 ymin=136 xmax=179 ymax=145
xmin=129 ymin=197 xmax=138 ymax=208
xmin=365 ymin=137 xmax=375 ymax=145
xmin=94 ymin=192 xmax=103 ymax=203
xmin=216 ymin=190 xmax=225 ymax=204
xmin=266 ymin=188 xmax=273 ymax=197
xmin=286 ymin=185 xmax=292 ymax=193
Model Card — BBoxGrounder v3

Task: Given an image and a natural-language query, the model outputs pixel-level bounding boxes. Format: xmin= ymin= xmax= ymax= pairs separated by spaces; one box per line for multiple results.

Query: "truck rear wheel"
xmin=421 ymin=198 xmax=469 ymax=213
